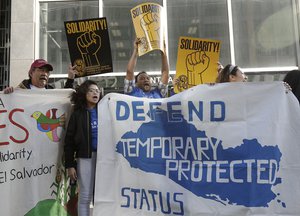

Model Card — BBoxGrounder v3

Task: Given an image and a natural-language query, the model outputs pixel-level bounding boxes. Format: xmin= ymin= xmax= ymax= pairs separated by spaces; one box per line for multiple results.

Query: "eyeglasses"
xmin=88 ymin=88 xmax=101 ymax=94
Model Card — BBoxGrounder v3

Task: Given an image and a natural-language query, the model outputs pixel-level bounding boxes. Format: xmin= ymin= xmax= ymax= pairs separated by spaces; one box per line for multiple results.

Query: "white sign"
xmin=94 ymin=82 xmax=300 ymax=216
xmin=0 ymin=89 xmax=75 ymax=216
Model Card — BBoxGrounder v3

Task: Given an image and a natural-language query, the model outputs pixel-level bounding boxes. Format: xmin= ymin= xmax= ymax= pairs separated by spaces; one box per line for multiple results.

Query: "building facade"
xmin=2 ymin=0 xmax=300 ymax=92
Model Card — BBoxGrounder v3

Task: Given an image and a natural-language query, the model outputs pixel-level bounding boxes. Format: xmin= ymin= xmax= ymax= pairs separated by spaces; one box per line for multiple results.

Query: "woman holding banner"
xmin=64 ymin=80 xmax=102 ymax=216
xmin=216 ymin=64 xmax=248 ymax=83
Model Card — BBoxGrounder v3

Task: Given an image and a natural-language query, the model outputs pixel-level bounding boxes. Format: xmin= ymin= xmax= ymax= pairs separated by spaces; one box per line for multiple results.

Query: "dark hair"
xmin=283 ymin=70 xmax=300 ymax=103
xmin=28 ymin=68 xmax=34 ymax=79
xmin=70 ymin=80 xmax=101 ymax=110
xmin=216 ymin=64 xmax=239 ymax=83
xmin=135 ymin=71 xmax=147 ymax=83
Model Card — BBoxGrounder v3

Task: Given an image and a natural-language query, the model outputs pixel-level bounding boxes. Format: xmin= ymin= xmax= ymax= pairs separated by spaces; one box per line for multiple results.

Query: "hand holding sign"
xmin=77 ymin=31 xmax=101 ymax=66
xmin=186 ymin=51 xmax=210 ymax=86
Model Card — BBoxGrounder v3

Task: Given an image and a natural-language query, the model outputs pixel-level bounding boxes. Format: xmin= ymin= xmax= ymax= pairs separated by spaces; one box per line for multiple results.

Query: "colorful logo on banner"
xmin=31 ymin=108 xmax=65 ymax=142
xmin=115 ymin=103 xmax=284 ymax=209
xmin=25 ymin=164 xmax=78 ymax=216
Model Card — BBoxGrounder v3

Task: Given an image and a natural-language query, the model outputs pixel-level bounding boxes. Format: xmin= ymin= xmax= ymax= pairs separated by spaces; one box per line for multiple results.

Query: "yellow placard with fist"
xmin=174 ymin=37 xmax=221 ymax=93
xmin=64 ymin=17 xmax=113 ymax=77
xmin=131 ymin=3 xmax=165 ymax=56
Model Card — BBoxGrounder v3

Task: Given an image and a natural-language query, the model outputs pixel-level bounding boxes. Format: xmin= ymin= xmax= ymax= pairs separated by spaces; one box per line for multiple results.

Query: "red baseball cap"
xmin=30 ymin=59 xmax=53 ymax=71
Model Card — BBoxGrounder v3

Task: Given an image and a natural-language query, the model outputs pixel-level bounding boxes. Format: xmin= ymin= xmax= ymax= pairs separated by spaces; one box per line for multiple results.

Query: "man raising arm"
xmin=124 ymin=38 xmax=169 ymax=98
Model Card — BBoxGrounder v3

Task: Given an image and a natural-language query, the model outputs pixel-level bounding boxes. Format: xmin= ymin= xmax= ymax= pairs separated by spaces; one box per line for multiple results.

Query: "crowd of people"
xmin=2 ymin=37 xmax=300 ymax=216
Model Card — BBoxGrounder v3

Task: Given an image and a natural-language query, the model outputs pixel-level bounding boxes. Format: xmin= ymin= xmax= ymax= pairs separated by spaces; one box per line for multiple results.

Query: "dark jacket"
xmin=18 ymin=78 xmax=74 ymax=89
xmin=64 ymin=109 xmax=93 ymax=168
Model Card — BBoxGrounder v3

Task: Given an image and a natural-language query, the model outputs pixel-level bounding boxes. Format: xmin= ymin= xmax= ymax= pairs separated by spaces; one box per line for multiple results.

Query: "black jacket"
xmin=64 ymin=109 xmax=93 ymax=168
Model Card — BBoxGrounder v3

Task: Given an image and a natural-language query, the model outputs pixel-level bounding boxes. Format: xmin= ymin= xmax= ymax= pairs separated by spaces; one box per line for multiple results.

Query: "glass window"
xmin=167 ymin=0 xmax=230 ymax=70
xmin=38 ymin=0 xmax=300 ymax=82
xmin=232 ymin=0 xmax=297 ymax=67
xmin=39 ymin=1 xmax=99 ymax=75
xmin=103 ymin=0 xmax=163 ymax=73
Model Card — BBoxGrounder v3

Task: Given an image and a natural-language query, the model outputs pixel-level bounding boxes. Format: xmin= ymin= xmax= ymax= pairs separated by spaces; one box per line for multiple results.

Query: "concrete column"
xmin=10 ymin=0 xmax=35 ymax=87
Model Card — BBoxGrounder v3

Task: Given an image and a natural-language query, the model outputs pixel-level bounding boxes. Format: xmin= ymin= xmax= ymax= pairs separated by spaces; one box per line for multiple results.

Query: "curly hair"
xmin=216 ymin=64 xmax=239 ymax=83
xmin=70 ymin=80 xmax=101 ymax=110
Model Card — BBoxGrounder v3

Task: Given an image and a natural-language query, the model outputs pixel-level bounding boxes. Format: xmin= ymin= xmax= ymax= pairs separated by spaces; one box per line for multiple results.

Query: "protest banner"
xmin=175 ymin=36 xmax=221 ymax=93
xmin=131 ymin=2 xmax=165 ymax=56
xmin=0 ymin=90 xmax=76 ymax=216
xmin=93 ymin=82 xmax=300 ymax=216
xmin=64 ymin=17 xmax=113 ymax=77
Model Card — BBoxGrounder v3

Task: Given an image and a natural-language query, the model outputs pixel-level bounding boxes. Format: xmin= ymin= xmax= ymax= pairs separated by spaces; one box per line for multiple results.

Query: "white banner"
xmin=94 ymin=82 xmax=300 ymax=216
xmin=0 ymin=89 xmax=76 ymax=216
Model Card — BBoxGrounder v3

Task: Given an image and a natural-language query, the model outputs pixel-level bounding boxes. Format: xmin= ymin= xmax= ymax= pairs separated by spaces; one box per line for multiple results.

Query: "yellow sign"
xmin=131 ymin=3 xmax=165 ymax=56
xmin=174 ymin=37 xmax=221 ymax=93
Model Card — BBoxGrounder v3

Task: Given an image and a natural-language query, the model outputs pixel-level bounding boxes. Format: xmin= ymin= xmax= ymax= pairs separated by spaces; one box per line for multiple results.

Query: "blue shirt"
xmin=124 ymin=79 xmax=168 ymax=98
xmin=127 ymin=86 xmax=163 ymax=98
xmin=88 ymin=108 xmax=98 ymax=151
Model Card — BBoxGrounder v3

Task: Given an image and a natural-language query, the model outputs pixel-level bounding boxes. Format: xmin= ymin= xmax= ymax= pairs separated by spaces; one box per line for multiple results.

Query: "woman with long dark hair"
xmin=64 ymin=80 xmax=102 ymax=216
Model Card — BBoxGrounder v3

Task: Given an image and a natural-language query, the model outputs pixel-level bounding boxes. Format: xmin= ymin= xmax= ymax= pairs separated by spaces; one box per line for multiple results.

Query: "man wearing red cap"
xmin=3 ymin=59 xmax=77 ymax=93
